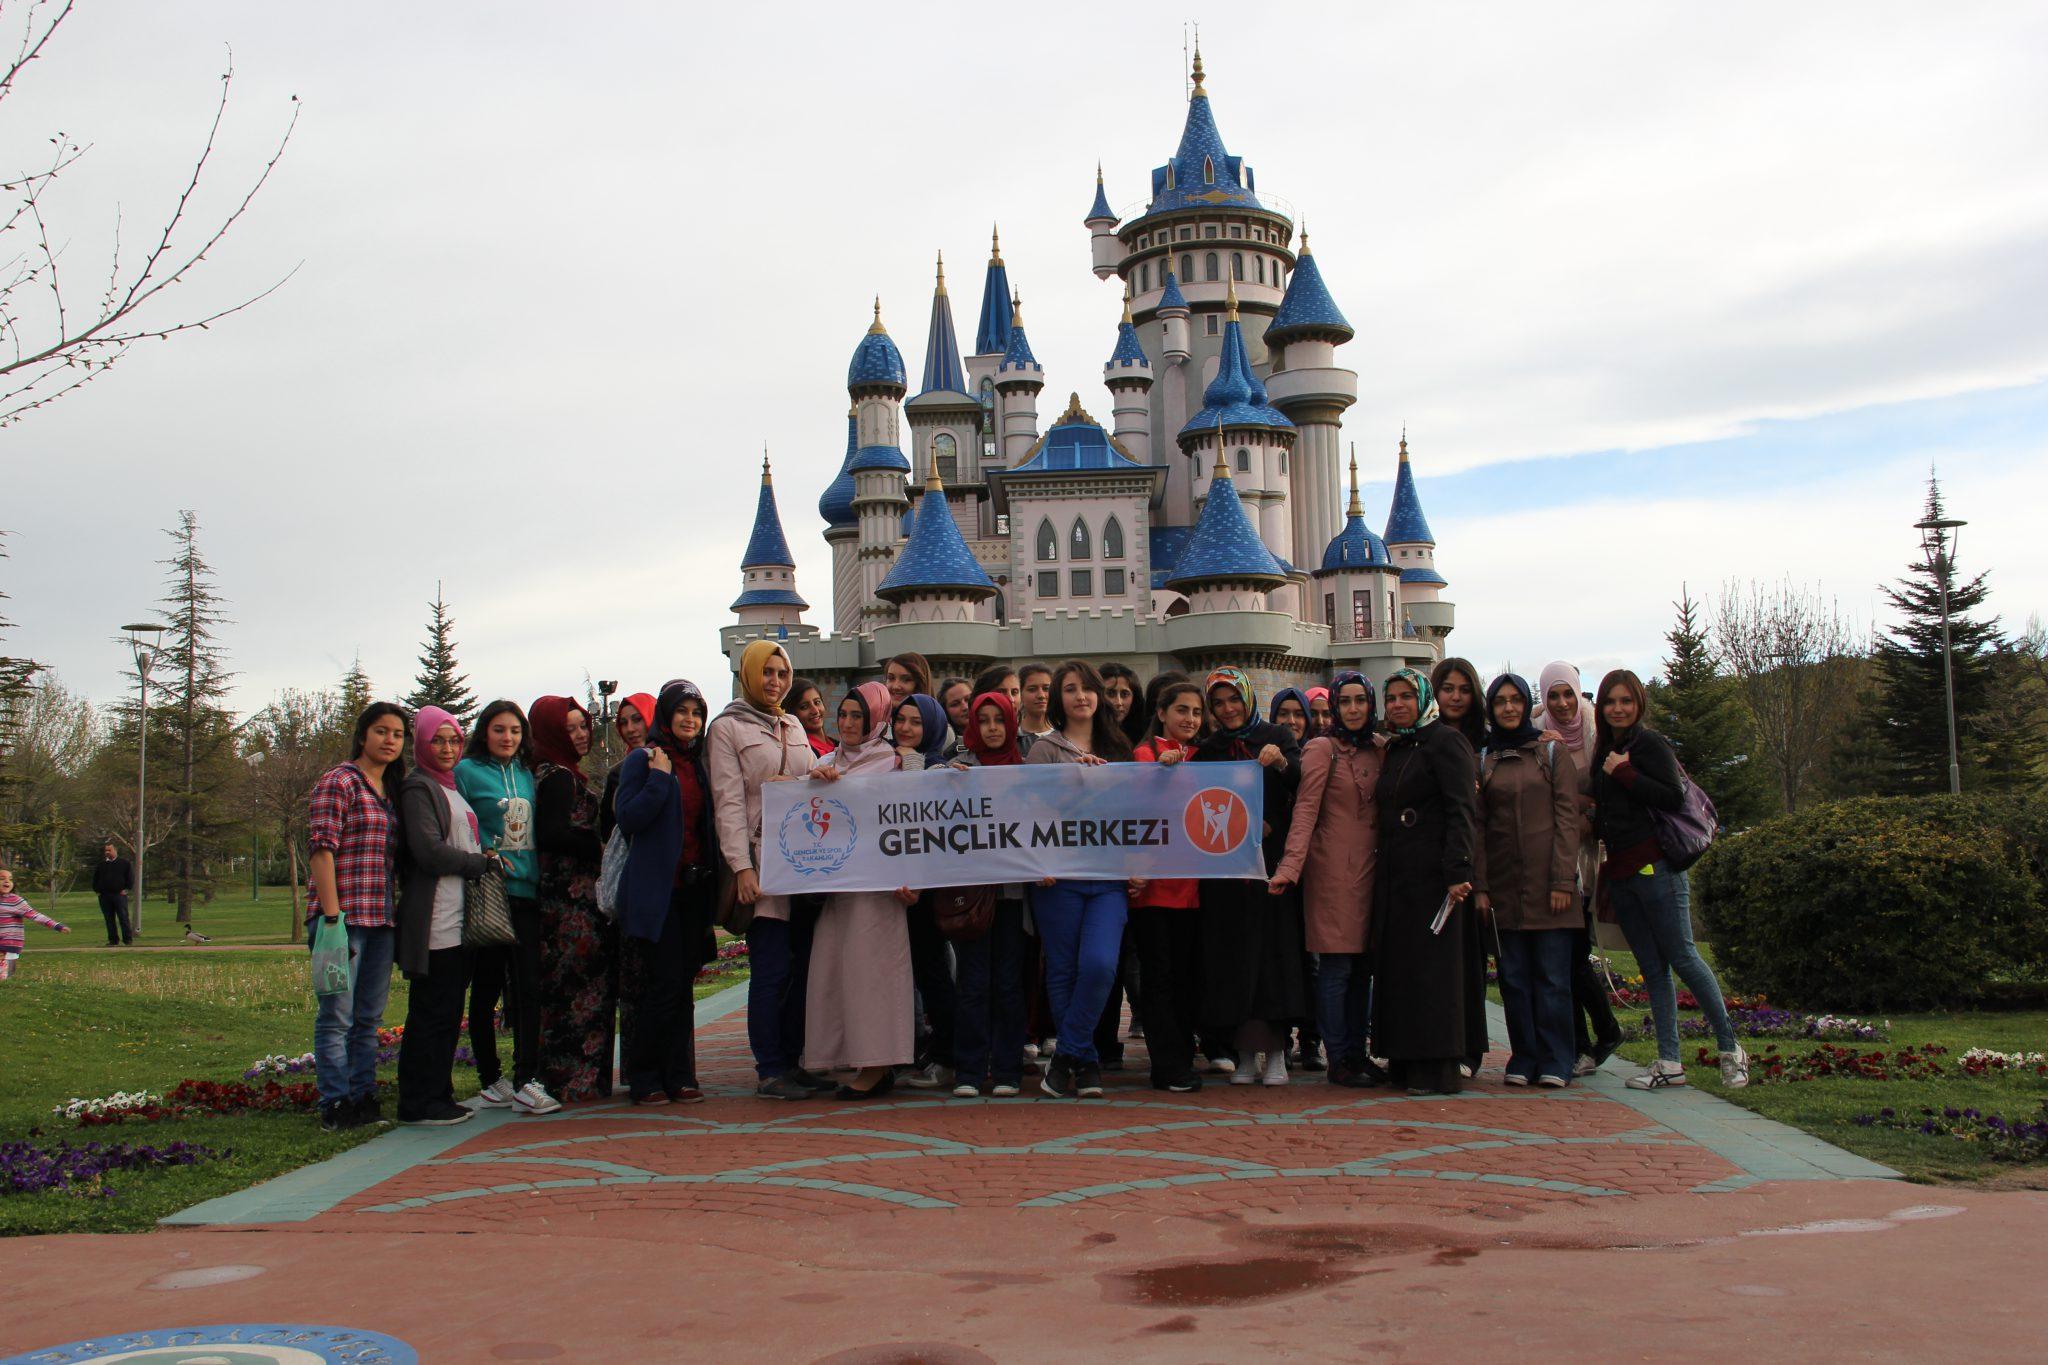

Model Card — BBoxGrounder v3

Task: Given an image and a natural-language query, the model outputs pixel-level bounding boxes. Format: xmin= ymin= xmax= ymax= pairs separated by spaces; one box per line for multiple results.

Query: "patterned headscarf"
xmin=1326 ymin=671 xmax=1377 ymax=749
xmin=1385 ymin=667 xmax=1438 ymax=736
xmin=1484 ymin=673 xmax=1544 ymax=753
xmin=1204 ymin=667 xmax=1261 ymax=743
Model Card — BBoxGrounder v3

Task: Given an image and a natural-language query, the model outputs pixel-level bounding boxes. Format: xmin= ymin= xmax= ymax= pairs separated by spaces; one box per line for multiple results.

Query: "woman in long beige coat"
xmin=1472 ymin=673 xmax=1582 ymax=1088
xmin=1270 ymin=672 xmax=1384 ymax=1087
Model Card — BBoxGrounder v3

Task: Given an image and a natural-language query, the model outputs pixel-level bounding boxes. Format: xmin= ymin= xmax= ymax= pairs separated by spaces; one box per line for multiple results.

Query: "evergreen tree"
xmin=404 ymin=583 xmax=476 ymax=721
xmin=1647 ymin=586 xmax=1771 ymax=829
xmin=337 ymin=653 xmax=373 ymax=725
xmin=1870 ymin=476 xmax=2036 ymax=791
xmin=155 ymin=510 xmax=240 ymax=924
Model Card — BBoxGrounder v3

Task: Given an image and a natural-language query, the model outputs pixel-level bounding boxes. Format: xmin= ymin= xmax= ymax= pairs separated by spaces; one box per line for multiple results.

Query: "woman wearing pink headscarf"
xmin=395 ymin=706 xmax=496 ymax=1126
xmin=800 ymin=681 xmax=916 ymax=1098
xmin=1535 ymin=662 xmax=1621 ymax=1074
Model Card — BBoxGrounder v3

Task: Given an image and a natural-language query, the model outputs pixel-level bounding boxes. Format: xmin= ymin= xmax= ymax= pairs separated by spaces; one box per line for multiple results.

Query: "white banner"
xmin=757 ymin=760 xmax=1268 ymax=895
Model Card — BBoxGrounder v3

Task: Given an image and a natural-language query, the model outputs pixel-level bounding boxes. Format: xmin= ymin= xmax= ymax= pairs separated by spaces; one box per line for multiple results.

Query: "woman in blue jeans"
xmin=1025 ymin=660 xmax=1134 ymax=1099
xmin=1590 ymin=669 xmax=1748 ymax=1090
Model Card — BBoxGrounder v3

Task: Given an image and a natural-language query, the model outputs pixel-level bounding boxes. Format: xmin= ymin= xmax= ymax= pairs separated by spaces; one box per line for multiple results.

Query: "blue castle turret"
xmin=732 ymin=453 xmax=807 ymax=627
xmin=974 ymin=225 xmax=1015 ymax=357
xmin=878 ymin=469 xmax=996 ymax=622
xmin=1168 ymin=448 xmax=1286 ymax=609
xmin=1383 ymin=431 xmax=1448 ymax=593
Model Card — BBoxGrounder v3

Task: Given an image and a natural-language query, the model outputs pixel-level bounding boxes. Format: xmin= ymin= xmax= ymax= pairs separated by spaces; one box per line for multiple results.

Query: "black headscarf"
xmin=653 ymin=678 xmax=707 ymax=765
xmin=1484 ymin=673 xmax=1544 ymax=753
xmin=1326 ymin=670 xmax=1378 ymax=749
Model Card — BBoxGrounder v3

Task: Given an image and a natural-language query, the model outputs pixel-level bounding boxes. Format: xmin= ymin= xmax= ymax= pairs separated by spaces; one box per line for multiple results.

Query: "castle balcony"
xmin=1264 ymin=366 xmax=1358 ymax=412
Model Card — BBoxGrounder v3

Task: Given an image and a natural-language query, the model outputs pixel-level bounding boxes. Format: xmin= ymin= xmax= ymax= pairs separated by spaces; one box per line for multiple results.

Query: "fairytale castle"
xmin=721 ymin=49 xmax=1452 ymax=697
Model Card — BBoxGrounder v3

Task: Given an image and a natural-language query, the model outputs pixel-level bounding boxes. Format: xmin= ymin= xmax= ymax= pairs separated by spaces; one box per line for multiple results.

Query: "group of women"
xmin=301 ymin=645 xmax=1750 ymax=1130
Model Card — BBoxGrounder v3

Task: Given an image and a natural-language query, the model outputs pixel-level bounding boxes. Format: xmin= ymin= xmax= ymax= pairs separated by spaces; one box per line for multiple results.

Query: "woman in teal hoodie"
xmin=455 ymin=699 xmax=560 ymax=1115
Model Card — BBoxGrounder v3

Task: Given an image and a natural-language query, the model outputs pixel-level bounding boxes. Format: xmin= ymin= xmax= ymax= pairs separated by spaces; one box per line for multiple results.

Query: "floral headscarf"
xmin=1385 ymin=667 xmax=1438 ymax=736
xmin=1326 ymin=671 xmax=1377 ymax=749
xmin=1204 ymin=667 xmax=1261 ymax=743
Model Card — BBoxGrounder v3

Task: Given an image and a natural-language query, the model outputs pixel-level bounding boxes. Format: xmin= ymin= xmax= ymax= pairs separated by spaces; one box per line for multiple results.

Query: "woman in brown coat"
xmin=1270 ymin=671 xmax=1384 ymax=1087
xmin=1473 ymin=673 xmax=1582 ymax=1088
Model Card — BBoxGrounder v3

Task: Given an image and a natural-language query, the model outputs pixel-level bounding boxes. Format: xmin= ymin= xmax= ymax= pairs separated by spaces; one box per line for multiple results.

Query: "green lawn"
xmin=34 ymin=889 xmax=309 ymax=947
xmin=0 ymin=947 xmax=748 ymax=1234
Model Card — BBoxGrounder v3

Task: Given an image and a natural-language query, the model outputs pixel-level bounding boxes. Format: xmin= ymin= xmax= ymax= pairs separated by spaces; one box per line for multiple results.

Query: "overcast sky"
xmin=6 ymin=2 xmax=2045 ymax=716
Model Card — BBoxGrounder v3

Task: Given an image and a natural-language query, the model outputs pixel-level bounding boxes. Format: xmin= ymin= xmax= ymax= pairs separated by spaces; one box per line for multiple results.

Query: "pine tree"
xmin=404 ymin=583 xmax=476 ymax=721
xmin=1647 ymin=585 xmax=1771 ymax=829
xmin=1870 ymin=475 xmax=2034 ymax=792
xmin=337 ymin=654 xmax=373 ymax=725
xmin=156 ymin=510 xmax=240 ymax=924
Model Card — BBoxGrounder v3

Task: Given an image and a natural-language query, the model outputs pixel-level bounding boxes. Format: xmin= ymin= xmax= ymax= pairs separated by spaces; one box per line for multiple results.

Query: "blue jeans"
xmin=1495 ymin=928 xmax=1576 ymax=1081
xmin=1314 ymin=952 xmax=1370 ymax=1069
xmin=746 ymin=904 xmax=817 ymax=1080
xmin=1611 ymin=863 xmax=1737 ymax=1060
xmin=311 ymin=923 xmax=395 ymax=1107
xmin=1031 ymin=880 xmax=1127 ymax=1064
xmin=953 ymin=900 xmax=1027 ymax=1088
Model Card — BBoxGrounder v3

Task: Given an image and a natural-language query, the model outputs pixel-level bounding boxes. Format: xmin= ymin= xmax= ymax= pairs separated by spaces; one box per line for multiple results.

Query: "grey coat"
xmin=396 ymin=768 xmax=491 ymax=978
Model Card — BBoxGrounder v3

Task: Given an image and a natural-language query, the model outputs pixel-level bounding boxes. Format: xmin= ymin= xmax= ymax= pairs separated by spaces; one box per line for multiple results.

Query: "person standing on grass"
xmin=1473 ymin=674 xmax=1582 ymax=1089
xmin=615 ymin=679 xmax=720 ymax=1105
xmin=394 ymin=706 xmax=494 ymax=1126
xmin=0 ymin=866 xmax=69 ymax=981
xmin=1430 ymin=656 xmax=1493 ymax=1080
xmin=948 ymin=690 xmax=1030 ymax=1099
xmin=1271 ymin=671 xmax=1384 ymax=1089
xmin=1535 ymin=661 xmax=1622 ymax=1077
xmin=707 ymin=641 xmax=829 ymax=1102
xmin=91 ymin=843 xmax=133 ymax=946
xmin=530 ymin=694 xmax=618 ymax=1104
xmin=1130 ymin=681 xmax=1208 ymax=1093
xmin=305 ymin=702 xmax=407 ymax=1131
xmin=1591 ymin=669 xmax=1748 ymax=1091
xmin=455 ymin=700 xmax=560 ymax=1116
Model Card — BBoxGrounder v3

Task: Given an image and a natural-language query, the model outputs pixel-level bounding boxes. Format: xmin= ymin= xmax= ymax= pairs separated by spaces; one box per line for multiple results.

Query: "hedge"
xmin=1691 ymin=794 xmax=2048 ymax=1011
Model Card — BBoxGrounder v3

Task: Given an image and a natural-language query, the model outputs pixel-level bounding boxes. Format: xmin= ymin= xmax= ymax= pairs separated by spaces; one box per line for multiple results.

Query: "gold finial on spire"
xmin=1399 ymin=425 xmax=1409 ymax=461
xmin=868 ymin=297 xmax=886 ymax=334
xmin=1010 ymin=290 xmax=1024 ymax=328
xmin=1225 ymin=274 xmax=1240 ymax=320
xmin=1191 ymin=38 xmax=1206 ymax=96
xmin=1096 ymin=160 xmax=1105 ymax=185
xmin=990 ymin=223 xmax=1003 ymax=265
xmin=935 ymin=250 xmax=947 ymax=296
xmin=925 ymin=466 xmax=944 ymax=493
xmin=762 ymin=444 xmax=773 ymax=485
xmin=1121 ymin=287 xmax=1134 ymax=325
xmin=1300 ymin=222 xmax=1312 ymax=256
xmin=1347 ymin=443 xmax=1362 ymax=517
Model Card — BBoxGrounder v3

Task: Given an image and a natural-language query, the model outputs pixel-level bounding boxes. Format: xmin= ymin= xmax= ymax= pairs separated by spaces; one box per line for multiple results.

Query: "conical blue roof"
xmin=918 ymin=257 xmax=967 ymax=395
xmin=1143 ymin=54 xmax=1264 ymax=217
xmin=1168 ymin=469 xmax=1285 ymax=588
xmin=1158 ymin=268 xmax=1188 ymax=311
xmin=847 ymin=303 xmax=906 ymax=392
xmin=741 ymin=461 xmax=796 ymax=568
xmin=1178 ymin=306 xmax=1293 ymax=439
xmin=818 ymin=412 xmax=859 ymax=528
xmin=1106 ymin=302 xmax=1150 ymax=370
xmin=998 ymin=296 xmax=1041 ymax=378
xmin=1266 ymin=242 xmax=1353 ymax=344
xmin=878 ymin=479 xmax=996 ymax=600
xmin=1085 ymin=168 xmax=1115 ymax=223
xmin=975 ymin=230 xmax=1014 ymax=355
xmin=1383 ymin=436 xmax=1435 ymax=544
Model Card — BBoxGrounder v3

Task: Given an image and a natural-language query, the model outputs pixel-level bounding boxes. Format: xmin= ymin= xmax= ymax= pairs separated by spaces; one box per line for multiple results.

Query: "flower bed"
xmin=698 ymin=939 xmax=749 ymax=981
xmin=0 ymin=1138 xmax=227 ymax=1197
xmin=1700 ymin=1042 xmax=1954 ymax=1083
xmin=1627 ymin=1008 xmax=1888 ymax=1042
xmin=56 ymin=1079 xmax=323 ymax=1127
xmin=1854 ymin=1102 xmax=2048 ymax=1162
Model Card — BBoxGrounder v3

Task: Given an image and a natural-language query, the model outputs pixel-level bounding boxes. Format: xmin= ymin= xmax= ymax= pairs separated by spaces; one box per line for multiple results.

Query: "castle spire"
xmin=1384 ymin=430 xmax=1435 ymax=545
xmin=1347 ymin=443 xmax=1362 ymax=517
xmin=1190 ymin=41 xmax=1206 ymax=98
xmin=868 ymin=297 xmax=886 ymax=334
xmin=974 ymin=224 xmax=1014 ymax=355
xmin=918 ymin=250 xmax=967 ymax=395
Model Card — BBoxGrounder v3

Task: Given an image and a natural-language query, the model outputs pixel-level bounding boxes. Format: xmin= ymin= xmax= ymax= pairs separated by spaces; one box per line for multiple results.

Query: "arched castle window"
xmin=1103 ymin=516 xmax=1125 ymax=559
xmin=1139 ymin=263 xmax=1151 ymax=292
xmin=1069 ymin=517 xmax=1092 ymax=559
xmin=1035 ymin=518 xmax=1058 ymax=562
xmin=1203 ymin=155 xmax=1215 ymax=185
xmin=1235 ymin=447 xmax=1250 ymax=472
xmin=1255 ymin=256 xmax=1265 ymax=284
xmin=1180 ymin=253 xmax=1194 ymax=283
xmin=1231 ymin=252 xmax=1244 ymax=281
xmin=933 ymin=433 xmax=957 ymax=483
xmin=1204 ymin=252 xmax=1219 ymax=282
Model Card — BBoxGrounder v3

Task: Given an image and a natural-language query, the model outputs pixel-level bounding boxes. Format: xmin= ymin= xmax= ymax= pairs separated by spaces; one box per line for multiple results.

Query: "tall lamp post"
xmin=121 ymin=623 xmax=166 ymax=931
xmin=1914 ymin=513 xmax=1967 ymax=795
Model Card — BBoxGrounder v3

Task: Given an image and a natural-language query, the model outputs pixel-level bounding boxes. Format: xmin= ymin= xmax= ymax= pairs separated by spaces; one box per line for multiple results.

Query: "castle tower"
xmin=877 ymin=470 xmax=998 ymax=624
xmin=731 ymin=450 xmax=809 ymax=630
xmin=1178 ymin=279 xmax=1296 ymax=560
xmin=1264 ymin=228 xmax=1358 ymax=581
xmin=846 ymin=299 xmax=912 ymax=631
xmin=1313 ymin=447 xmax=1400 ymax=641
xmin=818 ymin=408 xmax=862 ymax=635
xmin=905 ymin=252 xmax=984 ymax=507
xmin=1383 ymin=430 xmax=1446 ymax=604
xmin=1165 ymin=451 xmax=1287 ymax=614
xmin=1102 ymin=291 xmax=1155 ymax=463
xmin=1084 ymin=163 xmax=1119 ymax=279
xmin=994 ymin=293 xmax=1045 ymax=469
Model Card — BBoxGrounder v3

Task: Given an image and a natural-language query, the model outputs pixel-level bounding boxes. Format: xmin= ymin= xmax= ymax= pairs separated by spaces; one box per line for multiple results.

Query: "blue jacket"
xmin=613 ymin=746 xmax=717 ymax=942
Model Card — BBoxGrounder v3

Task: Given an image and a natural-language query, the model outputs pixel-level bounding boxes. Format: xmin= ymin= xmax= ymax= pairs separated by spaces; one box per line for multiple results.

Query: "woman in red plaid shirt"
xmin=307 ymin=701 xmax=408 ymax=1132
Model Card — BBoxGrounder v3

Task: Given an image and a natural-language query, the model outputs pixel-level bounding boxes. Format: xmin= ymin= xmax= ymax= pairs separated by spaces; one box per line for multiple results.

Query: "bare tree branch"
xmin=1712 ymin=578 xmax=1865 ymax=813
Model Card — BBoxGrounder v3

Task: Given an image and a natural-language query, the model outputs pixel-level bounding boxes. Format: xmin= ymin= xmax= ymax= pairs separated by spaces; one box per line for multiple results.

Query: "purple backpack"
xmin=1651 ymin=761 xmax=1719 ymax=872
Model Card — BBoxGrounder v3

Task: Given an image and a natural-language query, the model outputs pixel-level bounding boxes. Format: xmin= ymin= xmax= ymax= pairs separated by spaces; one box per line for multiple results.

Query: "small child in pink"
xmin=0 ymin=866 xmax=69 ymax=980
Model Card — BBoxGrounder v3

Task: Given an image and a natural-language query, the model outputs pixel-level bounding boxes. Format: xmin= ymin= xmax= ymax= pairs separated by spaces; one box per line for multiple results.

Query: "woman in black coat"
xmin=1431 ymin=656 xmax=1493 ymax=1079
xmin=1372 ymin=668 xmax=1480 ymax=1094
xmin=1192 ymin=667 xmax=1307 ymax=1086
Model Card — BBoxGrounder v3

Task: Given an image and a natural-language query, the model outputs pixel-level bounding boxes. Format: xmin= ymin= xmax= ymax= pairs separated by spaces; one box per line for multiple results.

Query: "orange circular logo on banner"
xmin=1183 ymin=787 xmax=1251 ymax=855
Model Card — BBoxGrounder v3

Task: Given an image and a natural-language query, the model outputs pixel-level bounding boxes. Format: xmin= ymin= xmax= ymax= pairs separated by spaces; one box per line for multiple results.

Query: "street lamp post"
xmin=1914 ymin=514 xmax=1967 ymax=795
xmin=121 ymin=623 xmax=166 ymax=931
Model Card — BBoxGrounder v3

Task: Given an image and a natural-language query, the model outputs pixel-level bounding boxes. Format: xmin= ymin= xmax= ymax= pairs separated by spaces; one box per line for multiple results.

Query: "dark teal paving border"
xmin=160 ymin=981 xmax=753 ymax=1226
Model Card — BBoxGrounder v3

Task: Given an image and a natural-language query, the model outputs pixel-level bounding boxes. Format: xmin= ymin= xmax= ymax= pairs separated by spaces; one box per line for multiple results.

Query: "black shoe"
xmin=1040 ymin=1054 xmax=1077 ymax=1098
xmin=835 ymin=1070 xmax=897 ymax=1101
xmin=787 ymin=1067 xmax=836 ymax=1093
xmin=319 ymin=1100 xmax=355 ymax=1133
xmin=352 ymin=1094 xmax=390 ymax=1127
xmin=1302 ymin=1040 xmax=1327 ymax=1073
xmin=1098 ymin=1052 xmax=1125 ymax=1072
xmin=1329 ymin=1065 xmax=1380 ymax=1089
xmin=757 ymin=1073 xmax=817 ymax=1101
xmin=1077 ymin=1062 xmax=1104 ymax=1098
xmin=399 ymin=1099 xmax=474 ymax=1126
xmin=1154 ymin=1072 xmax=1203 ymax=1093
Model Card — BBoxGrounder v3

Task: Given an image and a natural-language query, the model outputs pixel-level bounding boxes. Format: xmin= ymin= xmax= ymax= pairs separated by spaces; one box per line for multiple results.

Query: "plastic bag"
xmin=596 ymin=828 xmax=629 ymax=921
xmin=310 ymin=915 xmax=353 ymax=997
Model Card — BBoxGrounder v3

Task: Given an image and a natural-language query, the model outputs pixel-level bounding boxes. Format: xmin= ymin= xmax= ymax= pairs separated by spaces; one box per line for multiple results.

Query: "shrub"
xmin=1692 ymin=794 xmax=2046 ymax=1010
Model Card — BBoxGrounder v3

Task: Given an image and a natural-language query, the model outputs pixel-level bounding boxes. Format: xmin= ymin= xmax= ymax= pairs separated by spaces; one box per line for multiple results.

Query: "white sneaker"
xmin=1230 ymin=1052 xmax=1259 ymax=1085
xmin=1626 ymin=1060 xmax=1688 ymax=1091
xmin=1572 ymin=1053 xmax=1599 ymax=1078
xmin=1022 ymin=1042 xmax=1040 ymax=1063
xmin=1459 ymin=1063 xmax=1475 ymax=1079
xmin=1537 ymin=1074 xmax=1568 ymax=1089
xmin=951 ymin=1082 xmax=981 ymax=1099
xmin=904 ymin=1062 xmax=953 ymax=1090
xmin=1261 ymin=1052 xmax=1289 ymax=1087
xmin=1720 ymin=1045 xmax=1750 ymax=1089
xmin=991 ymin=1083 xmax=1020 ymax=1098
xmin=1503 ymin=1073 xmax=1530 ymax=1087
xmin=512 ymin=1081 xmax=562 ymax=1114
xmin=1210 ymin=1055 xmax=1237 ymax=1076
xmin=472 ymin=1078 xmax=516 ymax=1109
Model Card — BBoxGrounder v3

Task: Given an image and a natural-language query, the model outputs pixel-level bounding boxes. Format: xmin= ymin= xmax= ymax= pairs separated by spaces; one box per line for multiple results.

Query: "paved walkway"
xmin=10 ymin=989 xmax=2048 ymax=1362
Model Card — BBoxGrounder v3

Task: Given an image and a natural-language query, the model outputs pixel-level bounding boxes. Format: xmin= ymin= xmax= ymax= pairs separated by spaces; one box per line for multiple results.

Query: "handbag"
xmin=463 ymin=860 xmax=518 ymax=948
xmin=1649 ymin=764 xmax=1719 ymax=873
xmin=596 ymin=828 xmax=629 ymax=922
xmin=933 ymin=884 xmax=997 ymax=943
